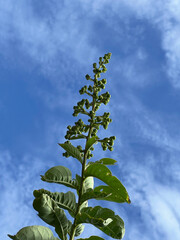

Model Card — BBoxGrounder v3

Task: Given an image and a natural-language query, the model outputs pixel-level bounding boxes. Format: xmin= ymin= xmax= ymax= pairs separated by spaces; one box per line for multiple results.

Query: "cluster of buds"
xmin=63 ymin=53 xmax=115 ymax=159
xmin=87 ymin=149 xmax=93 ymax=159
xmin=72 ymin=99 xmax=92 ymax=117
xmin=65 ymin=119 xmax=87 ymax=140
xmin=94 ymin=112 xmax=112 ymax=130
xmin=99 ymin=136 xmax=116 ymax=151
xmin=97 ymin=91 xmax=111 ymax=105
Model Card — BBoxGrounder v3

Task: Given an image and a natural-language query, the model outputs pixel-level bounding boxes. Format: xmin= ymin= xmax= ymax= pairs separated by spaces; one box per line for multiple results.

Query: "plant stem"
xmin=69 ymin=81 xmax=96 ymax=240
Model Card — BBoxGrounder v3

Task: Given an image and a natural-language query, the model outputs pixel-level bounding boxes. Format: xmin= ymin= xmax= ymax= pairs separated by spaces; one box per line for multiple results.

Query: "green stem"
xmin=69 ymin=81 xmax=96 ymax=240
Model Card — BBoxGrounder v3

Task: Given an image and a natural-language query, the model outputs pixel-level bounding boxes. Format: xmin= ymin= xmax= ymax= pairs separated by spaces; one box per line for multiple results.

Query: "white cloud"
xmin=0 ymin=0 xmax=98 ymax=70
xmin=1 ymin=0 xmax=180 ymax=88
xmin=81 ymin=0 xmax=180 ymax=87
xmin=149 ymin=186 xmax=180 ymax=239
xmin=119 ymin=0 xmax=180 ymax=87
xmin=125 ymin=161 xmax=180 ymax=240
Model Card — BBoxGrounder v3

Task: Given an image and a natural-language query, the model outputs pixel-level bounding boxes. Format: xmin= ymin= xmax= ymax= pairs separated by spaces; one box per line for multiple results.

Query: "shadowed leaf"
xmin=85 ymin=136 xmax=99 ymax=151
xmin=33 ymin=189 xmax=77 ymax=215
xmin=41 ymin=166 xmax=78 ymax=190
xmin=59 ymin=142 xmax=83 ymax=163
xmin=33 ymin=194 xmax=71 ymax=240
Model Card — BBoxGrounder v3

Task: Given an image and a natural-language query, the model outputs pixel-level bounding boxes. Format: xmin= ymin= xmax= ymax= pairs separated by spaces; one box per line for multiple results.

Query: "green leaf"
xmin=54 ymin=207 xmax=72 ymax=240
xmin=93 ymin=185 xmax=127 ymax=203
xmin=75 ymin=224 xmax=85 ymax=237
xmin=33 ymin=193 xmax=57 ymax=226
xmin=97 ymin=158 xmax=117 ymax=165
xmin=79 ymin=200 xmax=88 ymax=211
xmin=70 ymin=134 xmax=87 ymax=140
xmin=81 ymin=189 xmax=111 ymax=204
xmin=84 ymin=163 xmax=131 ymax=203
xmin=59 ymin=142 xmax=83 ymax=163
xmin=8 ymin=225 xmax=59 ymax=240
xmin=77 ymin=237 xmax=105 ymax=240
xmin=83 ymin=176 xmax=94 ymax=193
xmin=33 ymin=189 xmax=76 ymax=215
xmin=76 ymin=206 xmax=125 ymax=239
xmin=33 ymin=193 xmax=71 ymax=240
xmin=87 ymin=158 xmax=117 ymax=167
xmin=41 ymin=166 xmax=78 ymax=190
xmin=85 ymin=136 xmax=99 ymax=151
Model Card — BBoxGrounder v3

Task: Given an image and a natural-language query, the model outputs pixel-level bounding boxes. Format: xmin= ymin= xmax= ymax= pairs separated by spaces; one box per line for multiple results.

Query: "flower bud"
xmin=85 ymin=74 xmax=91 ymax=80
xmin=93 ymin=63 xmax=97 ymax=68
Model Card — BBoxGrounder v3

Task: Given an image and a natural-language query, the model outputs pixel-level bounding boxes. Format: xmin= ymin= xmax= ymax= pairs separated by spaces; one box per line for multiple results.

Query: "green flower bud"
xmin=93 ymin=63 xmax=97 ymax=68
xmin=108 ymin=147 xmax=113 ymax=151
xmin=102 ymin=79 xmax=107 ymax=84
xmin=88 ymin=85 xmax=93 ymax=92
xmin=86 ymin=74 xmax=91 ymax=80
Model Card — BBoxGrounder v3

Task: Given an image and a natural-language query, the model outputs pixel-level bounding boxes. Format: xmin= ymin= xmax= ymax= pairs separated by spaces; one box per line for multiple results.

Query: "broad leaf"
xmin=85 ymin=136 xmax=99 ymax=151
xmin=33 ymin=193 xmax=71 ymax=240
xmin=41 ymin=166 xmax=78 ymax=190
xmin=81 ymin=189 xmax=111 ymax=204
xmin=54 ymin=207 xmax=72 ymax=240
xmin=84 ymin=163 xmax=131 ymax=203
xmin=33 ymin=193 xmax=57 ymax=226
xmin=76 ymin=206 xmax=125 ymax=239
xmin=97 ymin=158 xmax=117 ymax=165
xmin=77 ymin=237 xmax=105 ymax=240
xmin=87 ymin=158 xmax=117 ymax=167
xmin=75 ymin=224 xmax=85 ymax=237
xmin=33 ymin=189 xmax=76 ymax=215
xmin=59 ymin=142 xmax=83 ymax=163
xmin=8 ymin=225 xmax=59 ymax=240
xmin=94 ymin=185 xmax=126 ymax=203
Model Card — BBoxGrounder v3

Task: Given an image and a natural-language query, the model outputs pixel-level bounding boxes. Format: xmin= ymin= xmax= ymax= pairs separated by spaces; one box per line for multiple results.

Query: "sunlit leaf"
xmin=59 ymin=142 xmax=83 ymax=163
xmin=76 ymin=206 xmax=125 ymax=239
xmin=79 ymin=200 xmax=88 ymax=211
xmin=84 ymin=163 xmax=131 ymax=203
xmin=97 ymin=158 xmax=117 ymax=165
xmin=77 ymin=236 xmax=104 ymax=240
xmin=75 ymin=224 xmax=85 ymax=237
xmin=93 ymin=185 xmax=126 ymax=203
xmin=81 ymin=188 xmax=111 ymax=204
xmin=41 ymin=166 xmax=78 ymax=190
xmin=83 ymin=177 xmax=94 ymax=193
xmin=33 ymin=189 xmax=77 ymax=215
xmin=70 ymin=134 xmax=87 ymax=140
xmin=87 ymin=158 xmax=117 ymax=167
xmin=8 ymin=225 xmax=59 ymax=240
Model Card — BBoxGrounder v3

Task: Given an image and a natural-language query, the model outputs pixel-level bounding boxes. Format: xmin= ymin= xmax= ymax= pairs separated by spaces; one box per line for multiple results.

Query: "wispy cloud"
xmin=1 ymin=0 xmax=180 ymax=88
xmin=120 ymin=0 xmax=180 ymax=87
xmin=125 ymin=161 xmax=180 ymax=240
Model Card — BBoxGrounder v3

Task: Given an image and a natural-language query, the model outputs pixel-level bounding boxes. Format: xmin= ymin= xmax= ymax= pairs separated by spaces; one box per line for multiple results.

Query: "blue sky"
xmin=0 ymin=0 xmax=180 ymax=239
